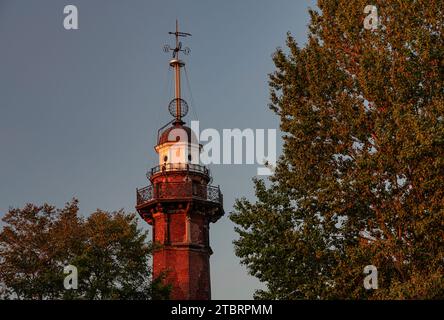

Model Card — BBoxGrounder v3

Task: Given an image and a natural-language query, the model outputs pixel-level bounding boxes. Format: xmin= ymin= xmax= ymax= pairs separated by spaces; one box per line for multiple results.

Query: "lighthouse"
xmin=136 ymin=21 xmax=224 ymax=300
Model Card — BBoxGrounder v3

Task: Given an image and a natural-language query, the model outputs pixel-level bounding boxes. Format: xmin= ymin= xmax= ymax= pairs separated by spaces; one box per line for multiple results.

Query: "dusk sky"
xmin=0 ymin=0 xmax=316 ymax=299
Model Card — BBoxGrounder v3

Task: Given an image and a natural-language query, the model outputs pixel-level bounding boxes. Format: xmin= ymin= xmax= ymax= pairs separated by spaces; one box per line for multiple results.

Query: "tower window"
xmin=163 ymin=155 xmax=168 ymax=162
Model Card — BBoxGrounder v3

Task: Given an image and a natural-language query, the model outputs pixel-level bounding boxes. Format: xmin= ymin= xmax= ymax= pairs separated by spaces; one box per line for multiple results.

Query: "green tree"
xmin=231 ymin=0 xmax=443 ymax=299
xmin=0 ymin=199 xmax=170 ymax=300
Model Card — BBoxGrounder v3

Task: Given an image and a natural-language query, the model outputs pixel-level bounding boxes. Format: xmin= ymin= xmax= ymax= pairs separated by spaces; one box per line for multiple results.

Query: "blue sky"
xmin=0 ymin=0 xmax=316 ymax=299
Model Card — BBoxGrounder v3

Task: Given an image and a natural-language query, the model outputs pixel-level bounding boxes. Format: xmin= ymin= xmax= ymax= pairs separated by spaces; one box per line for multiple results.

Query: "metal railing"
xmin=137 ymin=182 xmax=223 ymax=206
xmin=148 ymin=163 xmax=210 ymax=178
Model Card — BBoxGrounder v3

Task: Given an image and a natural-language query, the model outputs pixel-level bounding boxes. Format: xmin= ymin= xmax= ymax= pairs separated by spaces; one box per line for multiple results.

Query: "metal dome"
xmin=157 ymin=123 xmax=198 ymax=145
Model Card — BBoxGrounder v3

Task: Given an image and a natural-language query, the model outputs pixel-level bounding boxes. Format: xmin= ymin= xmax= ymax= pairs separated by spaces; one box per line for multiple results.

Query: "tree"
xmin=0 ymin=199 xmax=170 ymax=300
xmin=230 ymin=0 xmax=443 ymax=299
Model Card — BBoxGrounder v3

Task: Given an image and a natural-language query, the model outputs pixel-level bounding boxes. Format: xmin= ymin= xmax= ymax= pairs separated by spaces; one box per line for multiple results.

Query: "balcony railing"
xmin=137 ymin=182 xmax=223 ymax=206
xmin=148 ymin=163 xmax=210 ymax=178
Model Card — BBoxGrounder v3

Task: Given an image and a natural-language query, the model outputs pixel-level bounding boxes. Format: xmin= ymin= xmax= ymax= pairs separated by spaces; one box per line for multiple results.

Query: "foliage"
xmin=0 ymin=199 xmax=170 ymax=300
xmin=231 ymin=0 xmax=443 ymax=299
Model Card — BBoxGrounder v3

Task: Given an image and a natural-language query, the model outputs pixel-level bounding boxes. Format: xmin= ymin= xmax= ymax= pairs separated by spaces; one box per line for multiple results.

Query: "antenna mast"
xmin=164 ymin=20 xmax=191 ymax=124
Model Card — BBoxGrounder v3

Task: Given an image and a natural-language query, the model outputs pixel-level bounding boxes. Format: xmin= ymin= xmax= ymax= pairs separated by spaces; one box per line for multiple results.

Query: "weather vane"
xmin=163 ymin=20 xmax=192 ymax=59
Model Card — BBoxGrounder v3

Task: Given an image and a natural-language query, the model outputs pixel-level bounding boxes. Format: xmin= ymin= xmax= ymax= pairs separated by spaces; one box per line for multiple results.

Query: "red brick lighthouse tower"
xmin=136 ymin=21 xmax=224 ymax=300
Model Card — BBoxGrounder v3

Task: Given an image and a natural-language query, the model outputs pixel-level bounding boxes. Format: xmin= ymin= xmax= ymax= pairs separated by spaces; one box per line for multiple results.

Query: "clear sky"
xmin=0 ymin=0 xmax=316 ymax=299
